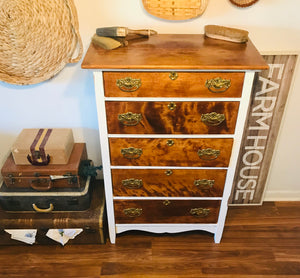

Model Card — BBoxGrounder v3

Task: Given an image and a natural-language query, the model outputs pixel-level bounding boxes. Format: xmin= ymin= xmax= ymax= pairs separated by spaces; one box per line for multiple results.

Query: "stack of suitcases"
xmin=0 ymin=128 xmax=106 ymax=245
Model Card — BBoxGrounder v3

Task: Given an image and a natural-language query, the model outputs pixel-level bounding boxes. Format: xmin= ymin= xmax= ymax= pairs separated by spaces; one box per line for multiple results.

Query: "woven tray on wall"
xmin=0 ymin=0 xmax=83 ymax=85
xmin=142 ymin=0 xmax=209 ymax=20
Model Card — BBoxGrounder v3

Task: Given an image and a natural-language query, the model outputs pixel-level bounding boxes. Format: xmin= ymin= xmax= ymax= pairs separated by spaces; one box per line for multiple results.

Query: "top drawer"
xmin=103 ymin=72 xmax=244 ymax=98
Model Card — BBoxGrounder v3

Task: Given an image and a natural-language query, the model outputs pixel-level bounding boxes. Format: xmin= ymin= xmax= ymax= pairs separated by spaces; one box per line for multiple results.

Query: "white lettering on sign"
xmin=235 ymin=63 xmax=285 ymax=201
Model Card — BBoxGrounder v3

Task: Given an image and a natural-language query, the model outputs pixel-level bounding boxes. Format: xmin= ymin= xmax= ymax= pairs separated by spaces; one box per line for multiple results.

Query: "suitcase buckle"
xmin=7 ymin=174 xmax=15 ymax=185
xmin=49 ymin=173 xmax=78 ymax=185
xmin=27 ymin=152 xmax=50 ymax=166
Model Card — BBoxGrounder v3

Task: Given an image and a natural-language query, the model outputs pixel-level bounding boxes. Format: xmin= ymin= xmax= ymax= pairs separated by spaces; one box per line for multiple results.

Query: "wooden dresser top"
xmin=81 ymin=34 xmax=268 ymax=70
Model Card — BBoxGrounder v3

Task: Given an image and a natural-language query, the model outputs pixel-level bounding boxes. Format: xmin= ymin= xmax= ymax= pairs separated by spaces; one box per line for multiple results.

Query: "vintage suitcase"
xmin=0 ymin=176 xmax=93 ymax=212
xmin=1 ymin=143 xmax=88 ymax=190
xmin=11 ymin=128 xmax=74 ymax=165
xmin=0 ymin=180 xmax=106 ymax=245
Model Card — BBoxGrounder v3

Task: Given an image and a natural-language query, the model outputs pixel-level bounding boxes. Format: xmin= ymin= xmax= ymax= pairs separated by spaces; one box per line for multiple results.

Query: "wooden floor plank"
xmin=0 ymin=201 xmax=299 ymax=277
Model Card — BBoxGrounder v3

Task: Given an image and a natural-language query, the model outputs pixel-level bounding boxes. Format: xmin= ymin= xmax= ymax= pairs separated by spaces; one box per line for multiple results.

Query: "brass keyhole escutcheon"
xmin=168 ymin=102 xmax=177 ymax=110
xmin=169 ymin=72 xmax=178 ymax=80
xmin=166 ymin=139 xmax=174 ymax=146
xmin=163 ymin=200 xmax=171 ymax=206
xmin=164 ymin=169 xmax=173 ymax=176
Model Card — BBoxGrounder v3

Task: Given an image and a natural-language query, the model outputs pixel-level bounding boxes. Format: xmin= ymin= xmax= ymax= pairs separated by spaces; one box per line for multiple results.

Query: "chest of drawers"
xmin=82 ymin=34 xmax=268 ymax=243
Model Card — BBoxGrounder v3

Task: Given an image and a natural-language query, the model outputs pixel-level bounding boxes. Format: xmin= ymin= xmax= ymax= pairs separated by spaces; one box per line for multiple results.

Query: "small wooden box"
xmin=11 ymin=128 xmax=74 ymax=165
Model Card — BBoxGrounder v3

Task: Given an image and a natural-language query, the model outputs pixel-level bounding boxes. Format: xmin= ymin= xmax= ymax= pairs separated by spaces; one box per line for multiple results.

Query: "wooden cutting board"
xmin=142 ymin=0 xmax=209 ymax=20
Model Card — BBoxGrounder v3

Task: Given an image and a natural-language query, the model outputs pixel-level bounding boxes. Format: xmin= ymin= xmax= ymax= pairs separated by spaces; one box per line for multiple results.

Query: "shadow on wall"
xmin=0 ymin=133 xmax=16 ymax=183
xmin=72 ymin=127 xmax=102 ymax=176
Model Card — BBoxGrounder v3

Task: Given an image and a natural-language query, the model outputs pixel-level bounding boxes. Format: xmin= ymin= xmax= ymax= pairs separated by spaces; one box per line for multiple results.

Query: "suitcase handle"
xmin=30 ymin=178 xmax=53 ymax=191
xmin=32 ymin=203 xmax=54 ymax=213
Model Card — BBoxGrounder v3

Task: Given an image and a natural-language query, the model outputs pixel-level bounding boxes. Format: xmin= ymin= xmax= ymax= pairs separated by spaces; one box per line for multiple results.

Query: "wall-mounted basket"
xmin=229 ymin=0 xmax=259 ymax=7
xmin=0 ymin=0 xmax=83 ymax=85
xmin=142 ymin=0 xmax=209 ymax=20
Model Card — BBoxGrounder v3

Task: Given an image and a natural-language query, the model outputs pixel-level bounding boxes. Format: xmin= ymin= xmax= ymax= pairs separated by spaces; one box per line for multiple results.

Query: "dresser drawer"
xmin=103 ymin=72 xmax=244 ymax=98
xmin=109 ymin=138 xmax=233 ymax=167
xmin=112 ymin=169 xmax=226 ymax=197
xmin=106 ymin=101 xmax=239 ymax=135
xmin=114 ymin=199 xmax=221 ymax=224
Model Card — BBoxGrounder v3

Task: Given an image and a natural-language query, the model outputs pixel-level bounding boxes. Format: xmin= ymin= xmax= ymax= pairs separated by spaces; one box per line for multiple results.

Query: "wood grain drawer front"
xmin=114 ymin=200 xmax=221 ymax=224
xmin=103 ymin=72 xmax=244 ymax=98
xmin=109 ymin=138 xmax=233 ymax=167
xmin=112 ymin=169 xmax=226 ymax=197
xmin=106 ymin=101 xmax=239 ymax=135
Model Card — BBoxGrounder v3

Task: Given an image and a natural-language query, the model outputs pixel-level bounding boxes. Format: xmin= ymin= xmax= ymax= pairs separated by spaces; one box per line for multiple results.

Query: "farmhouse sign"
xmin=229 ymin=54 xmax=298 ymax=205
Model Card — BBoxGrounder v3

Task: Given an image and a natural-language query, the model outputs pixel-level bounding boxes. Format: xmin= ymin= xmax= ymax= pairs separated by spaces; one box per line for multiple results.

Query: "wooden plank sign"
xmin=229 ymin=54 xmax=298 ymax=205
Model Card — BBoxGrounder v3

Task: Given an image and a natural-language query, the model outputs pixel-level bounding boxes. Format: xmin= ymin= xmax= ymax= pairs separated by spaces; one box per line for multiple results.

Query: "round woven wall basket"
xmin=229 ymin=0 xmax=259 ymax=7
xmin=142 ymin=0 xmax=209 ymax=20
xmin=0 ymin=0 xmax=83 ymax=85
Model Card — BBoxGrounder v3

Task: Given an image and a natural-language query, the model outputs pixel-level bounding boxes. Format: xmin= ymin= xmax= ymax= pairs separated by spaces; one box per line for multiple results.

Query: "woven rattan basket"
xmin=229 ymin=0 xmax=259 ymax=7
xmin=142 ymin=0 xmax=209 ymax=20
xmin=0 ymin=0 xmax=83 ymax=85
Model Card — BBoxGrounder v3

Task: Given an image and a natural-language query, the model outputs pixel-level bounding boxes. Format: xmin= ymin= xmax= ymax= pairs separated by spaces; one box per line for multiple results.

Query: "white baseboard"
xmin=263 ymin=191 xmax=300 ymax=201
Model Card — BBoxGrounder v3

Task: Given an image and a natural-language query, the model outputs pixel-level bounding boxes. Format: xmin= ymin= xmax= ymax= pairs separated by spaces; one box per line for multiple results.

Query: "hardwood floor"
xmin=0 ymin=201 xmax=299 ymax=278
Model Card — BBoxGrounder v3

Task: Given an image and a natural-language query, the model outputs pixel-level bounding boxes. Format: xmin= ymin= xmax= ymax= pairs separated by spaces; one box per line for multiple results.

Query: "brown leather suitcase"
xmin=0 ymin=180 xmax=106 ymax=245
xmin=1 ymin=143 xmax=88 ymax=190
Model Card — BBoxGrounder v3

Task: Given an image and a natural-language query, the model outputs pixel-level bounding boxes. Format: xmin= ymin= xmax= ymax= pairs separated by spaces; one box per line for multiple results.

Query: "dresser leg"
xmin=109 ymin=229 xmax=116 ymax=244
xmin=214 ymin=232 xmax=222 ymax=244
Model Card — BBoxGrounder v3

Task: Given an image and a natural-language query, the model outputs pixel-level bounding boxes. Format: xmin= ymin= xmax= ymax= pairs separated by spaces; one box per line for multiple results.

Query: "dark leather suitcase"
xmin=0 ymin=176 xmax=93 ymax=212
xmin=1 ymin=143 xmax=87 ymax=190
xmin=0 ymin=180 xmax=106 ymax=245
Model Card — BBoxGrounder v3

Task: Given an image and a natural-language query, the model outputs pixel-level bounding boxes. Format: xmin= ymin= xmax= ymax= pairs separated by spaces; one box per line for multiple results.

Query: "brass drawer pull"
xmin=190 ymin=208 xmax=210 ymax=218
xmin=194 ymin=179 xmax=215 ymax=189
xmin=123 ymin=208 xmax=142 ymax=217
xmin=122 ymin=178 xmax=143 ymax=189
xmin=118 ymin=112 xmax=142 ymax=126
xmin=164 ymin=169 xmax=173 ymax=176
xmin=32 ymin=203 xmax=54 ymax=213
xmin=198 ymin=148 xmax=220 ymax=160
xmin=201 ymin=112 xmax=225 ymax=126
xmin=121 ymin=147 xmax=143 ymax=159
xmin=205 ymin=77 xmax=231 ymax=93
xmin=168 ymin=102 xmax=177 ymax=110
xmin=169 ymin=72 xmax=178 ymax=80
xmin=166 ymin=139 xmax=174 ymax=146
xmin=163 ymin=200 xmax=171 ymax=206
xmin=116 ymin=77 xmax=141 ymax=92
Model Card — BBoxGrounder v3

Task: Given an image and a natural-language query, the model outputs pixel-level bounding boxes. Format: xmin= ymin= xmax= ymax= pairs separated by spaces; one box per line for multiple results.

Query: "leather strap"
xmin=27 ymin=128 xmax=52 ymax=165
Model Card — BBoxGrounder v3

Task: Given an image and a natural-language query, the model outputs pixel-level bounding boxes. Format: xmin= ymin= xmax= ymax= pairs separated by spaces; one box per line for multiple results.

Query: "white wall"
xmin=0 ymin=0 xmax=299 ymax=201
